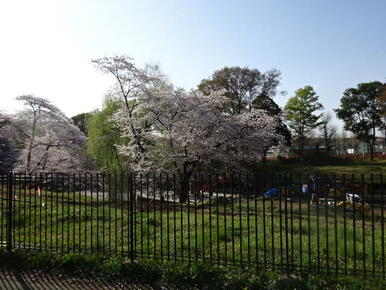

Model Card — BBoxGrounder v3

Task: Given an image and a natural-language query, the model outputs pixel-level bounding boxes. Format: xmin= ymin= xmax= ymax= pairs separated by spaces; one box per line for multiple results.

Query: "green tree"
xmin=335 ymin=81 xmax=384 ymax=160
xmin=198 ymin=66 xmax=282 ymax=115
xmin=71 ymin=112 xmax=92 ymax=136
xmin=198 ymin=66 xmax=291 ymax=162
xmin=376 ymin=83 xmax=386 ymax=143
xmin=86 ymin=98 xmax=128 ymax=172
xmin=284 ymin=86 xmax=324 ymax=157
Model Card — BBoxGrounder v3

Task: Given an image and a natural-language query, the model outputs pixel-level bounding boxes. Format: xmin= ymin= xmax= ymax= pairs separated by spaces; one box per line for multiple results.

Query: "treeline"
xmin=1 ymin=55 xmax=385 ymax=176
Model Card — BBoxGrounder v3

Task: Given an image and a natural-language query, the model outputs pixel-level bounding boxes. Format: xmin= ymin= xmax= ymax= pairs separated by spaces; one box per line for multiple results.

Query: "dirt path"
xmin=0 ymin=268 xmax=157 ymax=290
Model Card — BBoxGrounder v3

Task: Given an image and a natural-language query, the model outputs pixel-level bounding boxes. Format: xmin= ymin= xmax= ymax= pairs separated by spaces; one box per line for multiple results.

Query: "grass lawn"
xmin=253 ymin=157 xmax=386 ymax=176
xmin=1 ymin=188 xmax=385 ymax=277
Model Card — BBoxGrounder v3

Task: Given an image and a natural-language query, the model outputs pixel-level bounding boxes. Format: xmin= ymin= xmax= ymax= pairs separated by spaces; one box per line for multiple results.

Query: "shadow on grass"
xmin=0 ymin=267 xmax=155 ymax=290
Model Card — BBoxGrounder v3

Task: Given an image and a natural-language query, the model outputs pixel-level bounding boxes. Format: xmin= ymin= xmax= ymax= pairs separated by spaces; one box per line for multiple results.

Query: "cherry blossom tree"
xmin=12 ymin=95 xmax=86 ymax=173
xmin=94 ymin=55 xmax=283 ymax=201
xmin=0 ymin=113 xmax=19 ymax=173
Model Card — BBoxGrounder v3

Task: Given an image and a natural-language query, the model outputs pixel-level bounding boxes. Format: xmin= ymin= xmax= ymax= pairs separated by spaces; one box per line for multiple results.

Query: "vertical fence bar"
xmin=13 ymin=172 xmax=17 ymax=249
xmin=140 ymin=174 xmax=144 ymax=259
xmin=17 ymin=173 xmax=21 ymax=248
xmin=381 ymin=174 xmax=385 ymax=279
xmin=352 ymin=174 xmax=357 ymax=276
xmin=120 ymin=172 xmax=124 ymax=258
xmin=231 ymin=174 xmax=235 ymax=266
xmin=83 ymin=172 xmax=87 ymax=254
xmin=6 ymin=172 xmax=13 ymax=252
xmin=76 ymin=173 xmax=80 ymax=253
xmin=187 ymin=174 xmax=192 ymax=264
xmin=263 ymin=175 xmax=267 ymax=270
xmin=125 ymin=173 xmax=132 ymax=259
xmin=23 ymin=173 xmax=26 ymax=249
xmin=32 ymin=173 xmax=36 ymax=250
xmin=194 ymin=174 xmax=198 ymax=263
xmin=153 ymin=173 xmax=157 ymax=260
xmin=55 ymin=173 xmax=59 ymax=252
xmin=238 ymin=174 xmax=243 ymax=268
xmin=333 ymin=174 xmax=338 ymax=277
xmin=160 ymin=173 xmax=164 ymax=261
xmin=173 ymin=174 xmax=177 ymax=262
xmin=133 ymin=174 xmax=137 ymax=259
xmin=0 ymin=175 xmax=3 ymax=248
xmin=108 ymin=173 xmax=111 ymax=255
xmin=72 ymin=173 xmax=76 ymax=253
xmin=289 ymin=174 xmax=294 ymax=271
xmin=61 ymin=174 xmax=64 ymax=253
xmin=270 ymin=174 xmax=274 ymax=270
xmin=102 ymin=174 xmax=106 ymax=256
xmin=114 ymin=173 xmax=118 ymax=256
xmin=324 ymin=174 xmax=329 ymax=275
xmin=370 ymin=173 xmax=375 ymax=278
xmin=66 ymin=173 xmax=69 ymax=253
xmin=147 ymin=173 xmax=150 ymax=259
xmin=91 ymin=173 xmax=94 ymax=255
xmin=247 ymin=174 xmax=251 ymax=268
xmin=254 ymin=174 xmax=259 ymax=268
xmin=201 ymin=174 xmax=205 ymax=263
xmin=343 ymin=174 xmax=347 ymax=275
xmin=223 ymin=174 xmax=227 ymax=266
xmin=284 ymin=174 xmax=289 ymax=273
xmin=130 ymin=173 xmax=135 ymax=262
xmin=316 ymin=174 xmax=320 ymax=273
xmin=50 ymin=173 xmax=54 ymax=251
xmin=96 ymin=173 xmax=99 ymax=255
xmin=361 ymin=174 xmax=366 ymax=277
xmin=180 ymin=175 xmax=184 ymax=263
xmin=279 ymin=174 xmax=283 ymax=271
xmin=209 ymin=174 xmax=212 ymax=265
xmin=298 ymin=173 xmax=303 ymax=274
xmin=216 ymin=175 xmax=219 ymax=266
xmin=307 ymin=174 xmax=311 ymax=273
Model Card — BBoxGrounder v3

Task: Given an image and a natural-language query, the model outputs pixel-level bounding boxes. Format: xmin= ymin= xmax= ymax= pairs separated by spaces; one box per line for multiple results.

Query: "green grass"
xmin=1 ymin=189 xmax=385 ymax=278
xmin=2 ymin=249 xmax=385 ymax=289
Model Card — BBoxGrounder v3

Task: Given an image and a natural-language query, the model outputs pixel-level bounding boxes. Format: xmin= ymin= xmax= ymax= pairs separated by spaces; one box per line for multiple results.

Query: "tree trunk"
xmin=369 ymin=142 xmax=374 ymax=161
xmin=177 ymin=164 xmax=193 ymax=203
xmin=26 ymin=111 xmax=38 ymax=173
xmin=262 ymin=147 xmax=268 ymax=165
xmin=179 ymin=177 xmax=189 ymax=203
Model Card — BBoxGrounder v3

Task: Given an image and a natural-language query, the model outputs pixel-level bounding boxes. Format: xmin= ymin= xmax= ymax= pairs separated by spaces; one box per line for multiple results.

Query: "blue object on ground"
xmin=264 ymin=187 xmax=278 ymax=197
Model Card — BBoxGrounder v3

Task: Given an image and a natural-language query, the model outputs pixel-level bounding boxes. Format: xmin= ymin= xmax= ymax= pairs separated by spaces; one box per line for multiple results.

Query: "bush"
xmin=0 ymin=249 xmax=385 ymax=289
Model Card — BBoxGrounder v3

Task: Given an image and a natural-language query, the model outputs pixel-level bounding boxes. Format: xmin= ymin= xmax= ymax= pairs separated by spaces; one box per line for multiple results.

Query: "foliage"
xmin=198 ymin=66 xmax=282 ymax=115
xmin=12 ymin=95 xmax=86 ymax=173
xmin=71 ymin=112 xmax=92 ymax=136
xmin=0 ymin=113 xmax=18 ymax=173
xmin=86 ymin=97 xmax=128 ymax=172
xmin=376 ymin=83 xmax=386 ymax=118
xmin=335 ymin=81 xmax=385 ymax=160
xmin=198 ymin=66 xmax=291 ymax=150
xmin=319 ymin=113 xmax=336 ymax=155
xmin=0 ymin=249 xmax=384 ymax=289
xmin=93 ymin=56 xmax=283 ymax=200
xmin=284 ymin=86 xmax=324 ymax=156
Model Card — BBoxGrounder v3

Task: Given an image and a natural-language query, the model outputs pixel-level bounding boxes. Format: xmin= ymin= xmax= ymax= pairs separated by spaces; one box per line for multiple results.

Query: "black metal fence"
xmin=0 ymin=172 xmax=385 ymax=278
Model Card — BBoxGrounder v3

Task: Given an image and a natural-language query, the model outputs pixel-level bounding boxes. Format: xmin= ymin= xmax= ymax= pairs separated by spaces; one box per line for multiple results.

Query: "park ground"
xmin=254 ymin=156 xmax=386 ymax=176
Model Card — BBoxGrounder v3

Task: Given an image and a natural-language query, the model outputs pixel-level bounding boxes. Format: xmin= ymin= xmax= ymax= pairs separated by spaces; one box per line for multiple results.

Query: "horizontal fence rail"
xmin=0 ymin=172 xmax=385 ymax=278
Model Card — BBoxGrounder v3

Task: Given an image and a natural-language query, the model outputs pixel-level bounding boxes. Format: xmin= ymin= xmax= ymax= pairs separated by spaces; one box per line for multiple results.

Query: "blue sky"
xmin=1 ymin=0 xmax=385 ymax=131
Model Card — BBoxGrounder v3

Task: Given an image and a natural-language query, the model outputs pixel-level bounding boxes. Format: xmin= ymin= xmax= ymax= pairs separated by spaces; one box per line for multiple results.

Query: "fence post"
xmin=129 ymin=173 xmax=135 ymax=262
xmin=6 ymin=172 xmax=13 ymax=253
